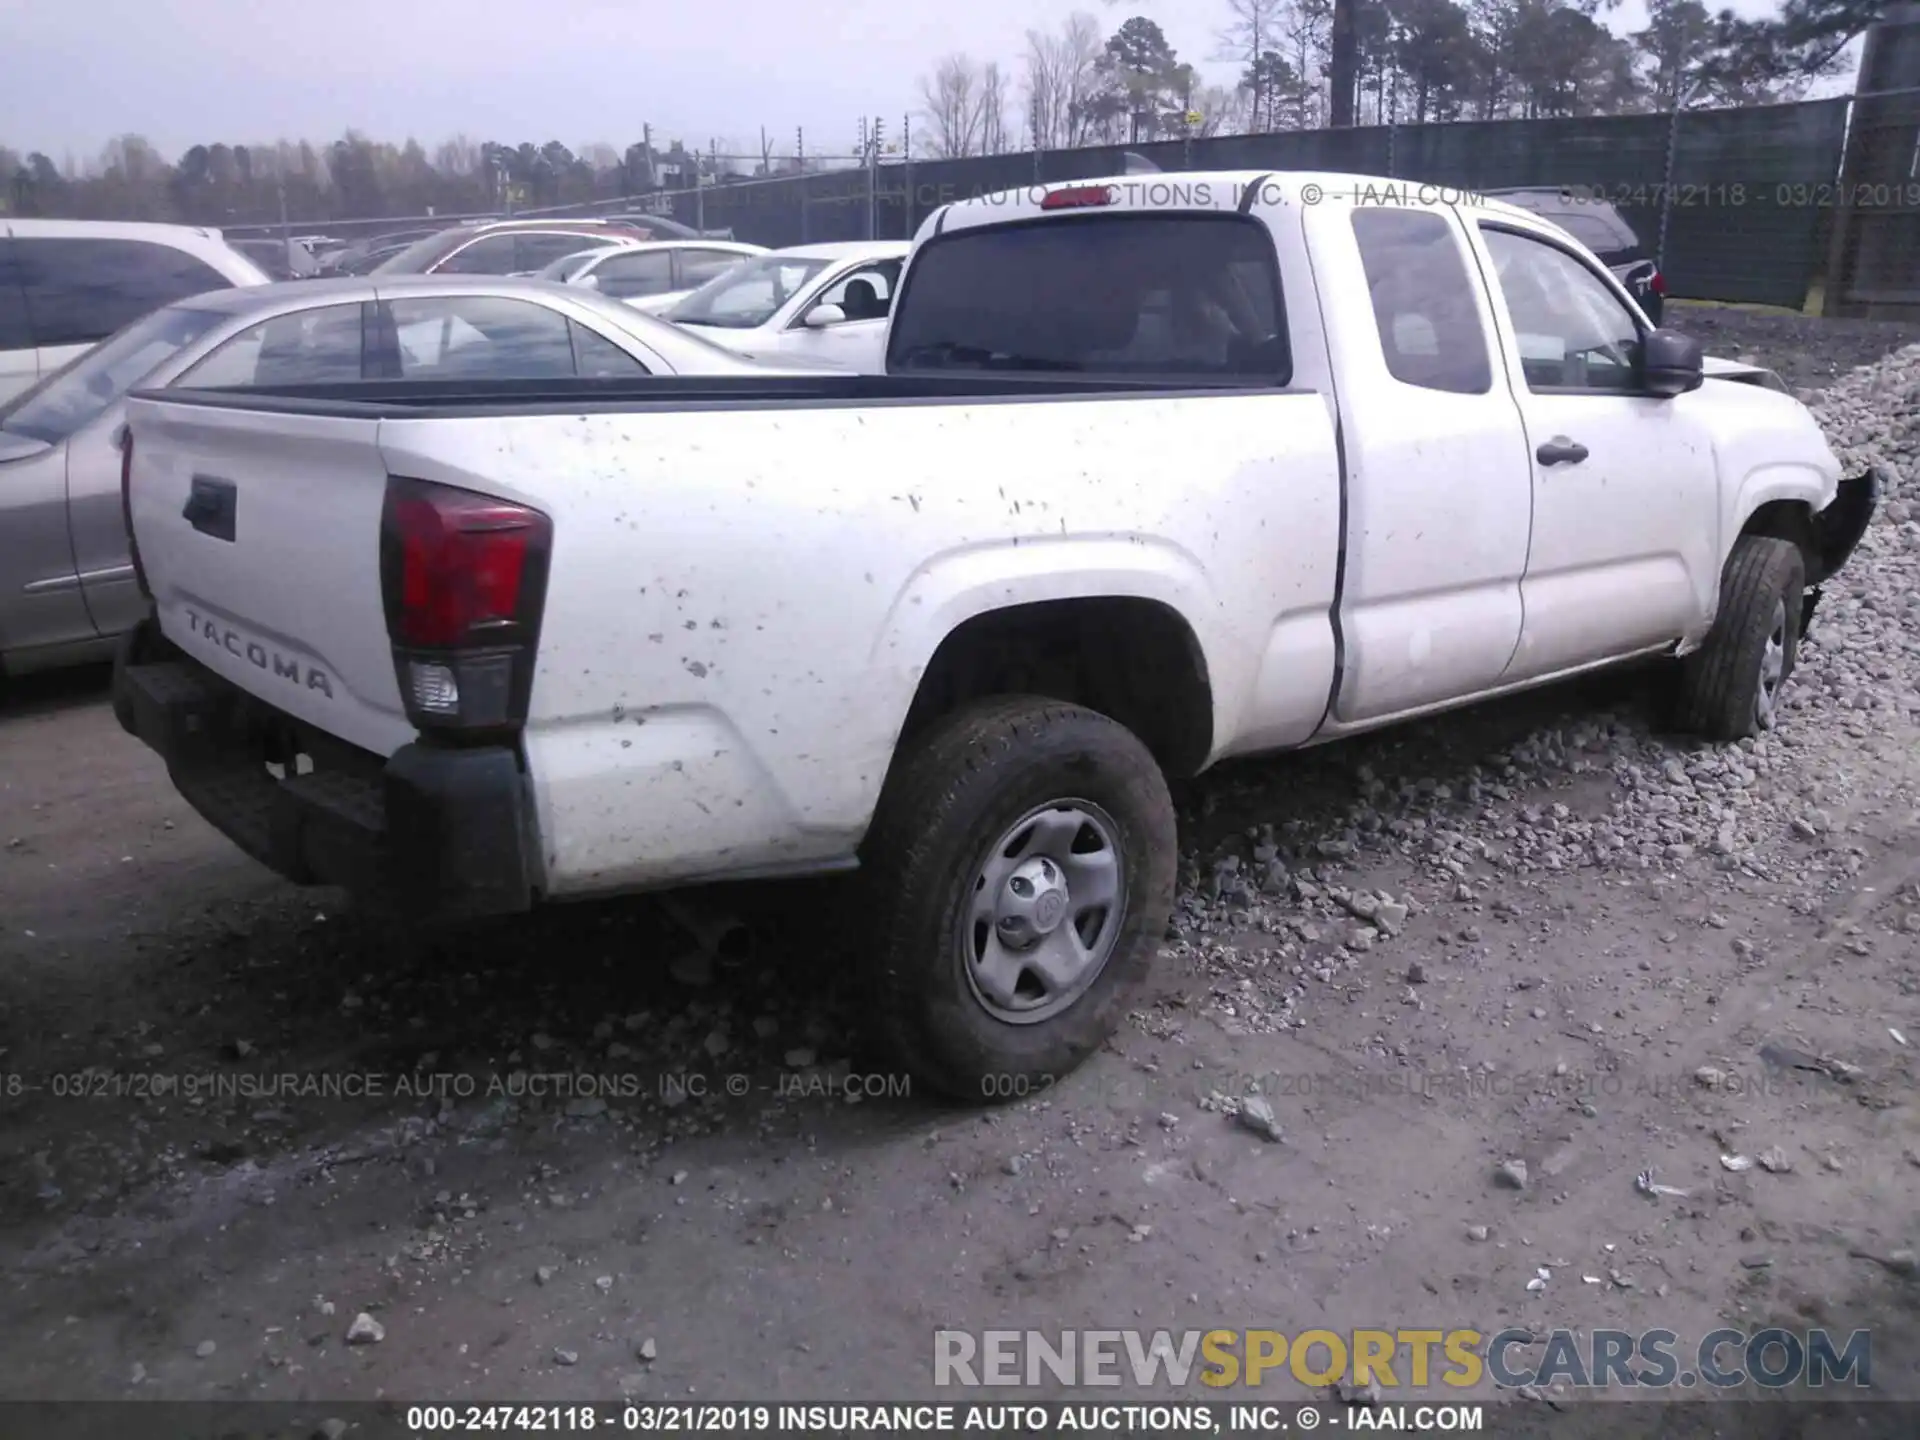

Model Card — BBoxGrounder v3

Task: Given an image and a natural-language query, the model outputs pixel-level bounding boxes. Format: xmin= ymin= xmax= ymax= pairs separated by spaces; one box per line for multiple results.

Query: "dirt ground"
xmin=3 ymin=309 xmax=1919 ymax=1425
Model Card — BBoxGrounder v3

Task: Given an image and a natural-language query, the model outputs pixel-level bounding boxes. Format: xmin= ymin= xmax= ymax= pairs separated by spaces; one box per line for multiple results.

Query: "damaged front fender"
xmin=1801 ymin=466 xmax=1879 ymax=638
xmin=1812 ymin=466 xmax=1879 ymax=585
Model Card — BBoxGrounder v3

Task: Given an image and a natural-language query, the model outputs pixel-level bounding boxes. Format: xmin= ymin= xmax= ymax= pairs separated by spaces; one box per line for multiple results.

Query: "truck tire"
xmin=1675 ymin=536 xmax=1805 ymax=742
xmin=859 ymin=695 xmax=1177 ymax=1103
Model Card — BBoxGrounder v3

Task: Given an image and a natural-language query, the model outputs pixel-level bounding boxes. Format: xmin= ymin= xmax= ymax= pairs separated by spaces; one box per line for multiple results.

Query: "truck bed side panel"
xmin=377 ymin=389 xmax=1341 ymax=894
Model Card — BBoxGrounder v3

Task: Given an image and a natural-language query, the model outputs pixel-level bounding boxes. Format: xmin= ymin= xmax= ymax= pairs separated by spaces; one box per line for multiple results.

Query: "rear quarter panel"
xmin=377 ymin=389 xmax=1341 ymax=894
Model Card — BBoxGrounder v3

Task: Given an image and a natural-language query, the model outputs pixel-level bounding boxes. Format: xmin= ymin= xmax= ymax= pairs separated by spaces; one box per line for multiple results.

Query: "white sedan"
xmin=537 ymin=239 xmax=766 ymax=312
xmin=656 ymin=240 xmax=911 ymax=373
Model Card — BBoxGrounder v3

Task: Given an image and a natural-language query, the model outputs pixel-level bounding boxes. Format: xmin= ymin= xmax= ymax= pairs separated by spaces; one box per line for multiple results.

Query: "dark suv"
xmin=1479 ymin=188 xmax=1666 ymax=325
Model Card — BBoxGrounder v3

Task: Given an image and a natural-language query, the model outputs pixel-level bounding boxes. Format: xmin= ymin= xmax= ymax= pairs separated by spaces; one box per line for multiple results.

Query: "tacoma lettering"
xmin=184 ymin=609 xmax=334 ymax=698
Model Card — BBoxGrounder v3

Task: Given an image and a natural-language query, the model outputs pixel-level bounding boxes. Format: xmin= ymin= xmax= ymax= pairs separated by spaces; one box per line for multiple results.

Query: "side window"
xmin=17 ymin=237 xmax=234 ymax=348
xmin=177 ymin=303 xmax=366 ymax=387
xmin=1480 ymin=227 xmax=1644 ymax=392
xmin=0 ymin=241 xmax=30 ymax=351
xmin=1350 ymin=207 xmax=1492 ymax=395
xmin=568 ymin=321 xmax=650 ymax=378
xmin=678 ymin=249 xmax=746 ymax=287
xmin=435 ymin=234 xmax=518 ymax=275
xmin=389 ymin=295 xmax=580 ymax=379
xmin=814 ymin=260 xmax=903 ymax=323
xmin=591 ymin=251 xmax=675 ymax=299
xmin=516 ymin=233 xmax=604 ymax=273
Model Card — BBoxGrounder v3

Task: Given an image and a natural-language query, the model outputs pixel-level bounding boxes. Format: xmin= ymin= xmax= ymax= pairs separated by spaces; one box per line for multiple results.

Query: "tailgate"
xmin=124 ymin=395 xmax=414 ymax=757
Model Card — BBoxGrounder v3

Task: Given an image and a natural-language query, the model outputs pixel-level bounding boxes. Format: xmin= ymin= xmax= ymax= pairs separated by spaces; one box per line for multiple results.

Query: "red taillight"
xmin=390 ymin=492 xmax=536 ymax=646
xmin=380 ymin=477 xmax=551 ymax=734
xmin=1650 ymin=270 xmax=1667 ymax=297
xmin=1041 ymin=184 xmax=1114 ymax=210
xmin=120 ymin=429 xmax=151 ymax=599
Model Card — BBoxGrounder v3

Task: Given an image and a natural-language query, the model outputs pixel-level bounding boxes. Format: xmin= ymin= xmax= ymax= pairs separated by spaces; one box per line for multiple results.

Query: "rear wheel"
xmin=858 ymin=696 xmax=1176 ymax=1102
xmin=1675 ymin=536 xmax=1805 ymax=742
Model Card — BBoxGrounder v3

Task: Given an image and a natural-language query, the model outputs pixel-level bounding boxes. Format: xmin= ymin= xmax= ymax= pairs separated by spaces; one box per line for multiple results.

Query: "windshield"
xmin=666 ymin=255 xmax=831 ymax=329
xmin=0 ymin=304 xmax=227 ymax=445
xmin=538 ymin=249 xmax=616 ymax=283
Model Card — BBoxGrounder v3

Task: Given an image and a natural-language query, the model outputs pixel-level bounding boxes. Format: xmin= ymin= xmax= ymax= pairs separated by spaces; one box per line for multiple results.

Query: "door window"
xmin=1350 ymin=208 xmax=1492 ymax=395
xmin=590 ymin=251 xmax=675 ymax=299
xmin=177 ymin=303 xmax=367 ymax=387
xmin=388 ymin=295 xmax=647 ymax=378
xmin=1479 ymin=226 xmax=1643 ymax=392
xmin=16 ymin=237 xmax=236 ymax=348
xmin=812 ymin=259 xmax=903 ymax=324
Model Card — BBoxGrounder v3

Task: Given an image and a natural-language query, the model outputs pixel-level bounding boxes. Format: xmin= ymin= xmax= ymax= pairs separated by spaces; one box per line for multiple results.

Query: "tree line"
xmin=918 ymin=0 xmax=1875 ymax=157
xmin=0 ymin=0 xmax=1889 ymax=226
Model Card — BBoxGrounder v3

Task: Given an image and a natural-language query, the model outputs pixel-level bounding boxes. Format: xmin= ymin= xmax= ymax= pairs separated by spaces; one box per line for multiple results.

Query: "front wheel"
xmin=858 ymin=696 xmax=1177 ymax=1102
xmin=1675 ymin=535 xmax=1806 ymax=742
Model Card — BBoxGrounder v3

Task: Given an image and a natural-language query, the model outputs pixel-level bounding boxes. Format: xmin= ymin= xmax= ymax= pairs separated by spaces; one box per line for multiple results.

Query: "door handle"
xmin=183 ymin=476 xmax=238 ymax=542
xmin=1536 ymin=438 xmax=1589 ymax=467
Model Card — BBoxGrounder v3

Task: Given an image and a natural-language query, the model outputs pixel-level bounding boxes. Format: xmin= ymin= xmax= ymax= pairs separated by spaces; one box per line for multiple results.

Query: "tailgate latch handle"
xmin=184 ymin=476 xmax=238 ymax=543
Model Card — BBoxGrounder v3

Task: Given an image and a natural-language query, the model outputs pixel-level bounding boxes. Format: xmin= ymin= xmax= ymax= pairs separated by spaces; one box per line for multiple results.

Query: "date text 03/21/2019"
xmin=402 ymin=1403 xmax=1487 ymax=1434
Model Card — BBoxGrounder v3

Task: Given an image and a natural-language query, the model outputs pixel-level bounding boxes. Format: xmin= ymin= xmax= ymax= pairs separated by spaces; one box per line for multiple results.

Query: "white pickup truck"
xmin=113 ymin=171 xmax=1875 ymax=1100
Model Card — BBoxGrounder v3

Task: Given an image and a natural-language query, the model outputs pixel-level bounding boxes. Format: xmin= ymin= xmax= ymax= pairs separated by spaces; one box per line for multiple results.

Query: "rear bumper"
xmin=113 ymin=622 xmax=540 ymax=922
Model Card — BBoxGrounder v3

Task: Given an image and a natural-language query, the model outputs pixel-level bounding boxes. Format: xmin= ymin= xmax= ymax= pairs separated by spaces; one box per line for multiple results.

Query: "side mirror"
xmin=804 ymin=303 xmax=846 ymax=330
xmin=1641 ymin=327 xmax=1704 ymax=398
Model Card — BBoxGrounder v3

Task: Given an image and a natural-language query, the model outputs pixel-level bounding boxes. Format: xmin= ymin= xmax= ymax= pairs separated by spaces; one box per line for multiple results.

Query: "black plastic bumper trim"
xmin=112 ymin=624 xmax=537 ymax=922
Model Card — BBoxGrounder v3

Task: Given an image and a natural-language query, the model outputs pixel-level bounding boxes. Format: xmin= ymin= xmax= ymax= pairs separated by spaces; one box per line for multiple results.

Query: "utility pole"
xmin=868 ymin=116 xmax=882 ymax=240
xmin=902 ymin=113 xmax=914 ymax=237
xmin=1031 ymin=94 xmax=1044 ymax=182
xmin=798 ymin=127 xmax=808 ymax=242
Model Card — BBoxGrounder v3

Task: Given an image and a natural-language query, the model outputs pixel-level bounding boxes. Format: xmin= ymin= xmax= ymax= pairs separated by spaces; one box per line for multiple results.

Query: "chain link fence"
xmin=640 ymin=97 xmax=1905 ymax=312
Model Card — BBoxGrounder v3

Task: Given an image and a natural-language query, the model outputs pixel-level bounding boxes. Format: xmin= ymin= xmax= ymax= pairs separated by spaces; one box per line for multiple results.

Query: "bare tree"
xmin=1022 ymin=12 xmax=1108 ymax=149
xmin=980 ymin=61 xmax=1011 ymax=154
xmin=919 ymin=53 xmax=987 ymax=158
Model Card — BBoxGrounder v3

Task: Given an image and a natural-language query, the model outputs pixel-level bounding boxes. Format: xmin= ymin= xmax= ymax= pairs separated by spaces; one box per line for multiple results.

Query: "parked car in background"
xmin=0 ymin=274 xmax=840 ymax=683
xmin=231 ymin=236 xmax=322 ymax=280
xmin=370 ymin=219 xmax=674 ymax=278
xmin=0 ymin=219 xmax=269 ymax=405
xmin=319 ymin=228 xmax=445 ymax=276
xmin=541 ymin=240 xmax=765 ymax=310
xmin=659 ymin=240 xmax=910 ymax=372
xmin=1479 ymin=188 xmax=1666 ymax=324
xmin=606 ymin=212 xmax=738 ymax=241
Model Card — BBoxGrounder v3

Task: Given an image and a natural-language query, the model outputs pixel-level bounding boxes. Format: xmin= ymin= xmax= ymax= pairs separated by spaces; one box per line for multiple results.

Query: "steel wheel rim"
xmin=958 ymin=799 xmax=1128 ymax=1025
xmin=1756 ymin=598 xmax=1787 ymax=729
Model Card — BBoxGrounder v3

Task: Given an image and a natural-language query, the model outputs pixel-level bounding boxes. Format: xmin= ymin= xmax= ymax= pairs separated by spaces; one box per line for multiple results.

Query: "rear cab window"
xmin=888 ymin=213 xmax=1289 ymax=381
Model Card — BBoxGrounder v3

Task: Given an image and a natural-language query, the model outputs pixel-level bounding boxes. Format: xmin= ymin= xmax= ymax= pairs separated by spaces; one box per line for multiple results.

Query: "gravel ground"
xmin=2 ymin=314 xmax=1918 ymax=1425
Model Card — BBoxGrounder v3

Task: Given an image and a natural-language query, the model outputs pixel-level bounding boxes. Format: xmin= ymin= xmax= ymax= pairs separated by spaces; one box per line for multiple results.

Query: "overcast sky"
xmin=0 ymin=0 xmax=1827 ymax=166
